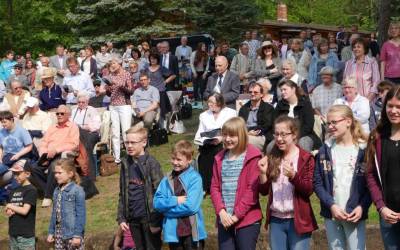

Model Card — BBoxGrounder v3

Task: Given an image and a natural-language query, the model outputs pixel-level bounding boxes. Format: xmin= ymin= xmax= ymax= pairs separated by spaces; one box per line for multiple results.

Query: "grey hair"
xmin=110 ymin=57 xmax=122 ymax=65
xmin=77 ymin=91 xmax=90 ymax=101
xmin=256 ymin=77 xmax=271 ymax=86
xmin=281 ymin=59 xmax=297 ymax=71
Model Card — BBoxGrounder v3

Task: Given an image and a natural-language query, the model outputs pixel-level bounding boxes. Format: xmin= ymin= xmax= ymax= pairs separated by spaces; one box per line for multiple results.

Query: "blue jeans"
xmin=269 ymin=216 xmax=311 ymax=250
xmin=380 ymin=217 xmax=400 ymax=250
xmin=218 ymin=222 xmax=260 ymax=250
xmin=324 ymin=218 xmax=366 ymax=250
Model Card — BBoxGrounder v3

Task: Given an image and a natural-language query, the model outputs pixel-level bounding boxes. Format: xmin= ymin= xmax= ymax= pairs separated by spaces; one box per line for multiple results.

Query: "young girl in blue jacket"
xmin=47 ymin=159 xmax=86 ymax=250
xmin=313 ymin=105 xmax=371 ymax=250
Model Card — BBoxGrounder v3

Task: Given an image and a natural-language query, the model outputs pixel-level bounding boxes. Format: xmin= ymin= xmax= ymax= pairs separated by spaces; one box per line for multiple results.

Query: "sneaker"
xmin=41 ymin=198 xmax=52 ymax=208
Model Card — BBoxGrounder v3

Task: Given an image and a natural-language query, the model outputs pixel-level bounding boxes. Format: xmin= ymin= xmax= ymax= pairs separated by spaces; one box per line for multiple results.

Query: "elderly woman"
xmin=257 ymin=77 xmax=275 ymax=106
xmin=194 ymin=93 xmax=236 ymax=194
xmin=71 ymin=92 xmax=101 ymax=180
xmin=280 ymin=59 xmax=308 ymax=94
xmin=286 ymin=38 xmax=311 ymax=80
xmin=106 ymin=58 xmax=134 ymax=163
xmin=0 ymin=80 xmax=31 ymax=118
xmin=334 ymin=77 xmax=370 ymax=134
xmin=343 ymin=37 xmax=380 ymax=101
xmin=380 ymin=21 xmax=400 ymax=84
xmin=230 ymin=42 xmax=253 ymax=91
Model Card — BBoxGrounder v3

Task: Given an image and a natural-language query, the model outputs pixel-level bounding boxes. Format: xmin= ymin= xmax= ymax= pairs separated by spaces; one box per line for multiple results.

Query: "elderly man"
xmin=96 ymin=44 xmax=112 ymax=69
xmin=204 ymin=56 xmax=240 ymax=109
xmin=0 ymin=80 xmax=31 ymax=118
xmin=62 ymin=57 xmax=95 ymax=106
xmin=22 ymin=97 xmax=52 ymax=139
xmin=34 ymin=56 xmax=56 ymax=91
xmin=230 ymin=43 xmax=254 ymax=89
xmin=32 ymin=105 xmax=79 ymax=207
xmin=132 ymin=72 xmax=160 ymax=129
xmin=311 ymin=66 xmax=343 ymax=120
xmin=7 ymin=64 xmax=29 ymax=87
xmin=175 ymin=36 xmax=193 ymax=68
xmin=49 ymin=44 xmax=68 ymax=84
xmin=160 ymin=41 xmax=180 ymax=90
xmin=39 ymin=68 xmax=65 ymax=111
xmin=71 ymin=92 xmax=101 ymax=181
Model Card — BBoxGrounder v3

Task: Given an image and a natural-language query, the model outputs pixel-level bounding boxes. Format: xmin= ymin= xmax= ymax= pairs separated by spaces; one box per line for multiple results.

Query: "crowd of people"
xmin=0 ymin=20 xmax=400 ymax=250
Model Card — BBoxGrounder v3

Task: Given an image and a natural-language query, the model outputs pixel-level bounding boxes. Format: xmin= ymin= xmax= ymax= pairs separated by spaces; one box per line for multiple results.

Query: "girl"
xmin=47 ymin=159 xmax=86 ymax=250
xmin=314 ymin=105 xmax=371 ymax=250
xmin=210 ymin=117 xmax=262 ymax=250
xmin=366 ymin=85 xmax=400 ymax=249
xmin=259 ymin=115 xmax=317 ymax=250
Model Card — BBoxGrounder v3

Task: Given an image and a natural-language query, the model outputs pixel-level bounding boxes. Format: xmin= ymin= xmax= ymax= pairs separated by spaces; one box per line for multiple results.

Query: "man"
xmin=62 ymin=57 xmax=95 ymax=106
xmin=132 ymin=73 xmax=160 ymax=130
xmin=34 ymin=56 xmax=56 ymax=91
xmin=39 ymin=68 xmax=65 ymax=111
xmin=107 ymin=41 xmax=121 ymax=58
xmin=230 ymin=43 xmax=254 ymax=88
xmin=160 ymin=41 xmax=180 ymax=90
xmin=174 ymin=36 xmax=193 ymax=68
xmin=22 ymin=97 xmax=52 ymax=139
xmin=33 ymin=105 xmax=79 ymax=207
xmin=96 ymin=44 xmax=112 ymax=70
xmin=89 ymin=80 xmax=107 ymax=108
xmin=7 ymin=64 xmax=29 ymax=87
xmin=0 ymin=80 xmax=31 ymax=118
xmin=220 ymin=41 xmax=237 ymax=66
xmin=246 ymin=30 xmax=261 ymax=59
xmin=49 ymin=44 xmax=68 ymax=84
xmin=71 ymin=92 xmax=101 ymax=181
xmin=204 ymin=56 xmax=240 ymax=109
xmin=238 ymin=82 xmax=274 ymax=151
xmin=311 ymin=66 xmax=343 ymax=121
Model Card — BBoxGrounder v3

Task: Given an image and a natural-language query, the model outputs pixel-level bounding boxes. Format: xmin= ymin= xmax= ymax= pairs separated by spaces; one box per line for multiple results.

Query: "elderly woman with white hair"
xmin=280 ymin=59 xmax=309 ymax=94
xmin=105 ymin=57 xmax=134 ymax=163
xmin=257 ymin=77 xmax=276 ymax=106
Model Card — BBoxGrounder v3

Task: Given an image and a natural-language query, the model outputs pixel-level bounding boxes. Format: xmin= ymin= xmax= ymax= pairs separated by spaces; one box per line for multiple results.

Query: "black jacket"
xmin=160 ymin=53 xmax=180 ymax=90
xmin=117 ymin=153 xmax=164 ymax=227
xmin=238 ymin=100 xmax=274 ymax=144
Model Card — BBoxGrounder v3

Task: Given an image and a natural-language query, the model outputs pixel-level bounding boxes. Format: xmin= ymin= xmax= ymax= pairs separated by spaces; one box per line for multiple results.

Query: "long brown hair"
xmin=267 ymin=116 xmax=300 ymax=182
xmin=55 ymin=159 xmax=81 ymax=185
xmin=194 ymin=42 xmax=208 ymax=67
xmin=278 ymin=79 xmax=305 ymax=99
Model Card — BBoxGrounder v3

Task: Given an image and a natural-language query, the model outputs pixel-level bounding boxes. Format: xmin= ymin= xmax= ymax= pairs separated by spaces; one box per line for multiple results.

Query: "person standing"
xmin=49 ymin=44 xmax=68 ymax=84
xmin=380 ymin=21 xmax=400 ymax=84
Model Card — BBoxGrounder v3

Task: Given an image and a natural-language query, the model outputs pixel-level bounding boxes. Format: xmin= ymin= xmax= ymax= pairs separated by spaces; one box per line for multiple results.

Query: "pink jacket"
xmin=210 ymin=144 xmax=263 ymax=229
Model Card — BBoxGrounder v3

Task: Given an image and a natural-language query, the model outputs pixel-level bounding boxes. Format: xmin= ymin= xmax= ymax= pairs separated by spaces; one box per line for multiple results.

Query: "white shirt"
xmin=62 ymin=71 xmax=95 ymax=104
xmin=213 ymin=71 xmax=227 ymax=94
xmin=162 ymin=53 xmax=170 ymax=69
xmin=58 ymin=56 xmax=64 ymax=69
xmin=70 ymin=106 xmax=101 ymax=132
xmin=82 ymin=59 xmax=91 ymax=75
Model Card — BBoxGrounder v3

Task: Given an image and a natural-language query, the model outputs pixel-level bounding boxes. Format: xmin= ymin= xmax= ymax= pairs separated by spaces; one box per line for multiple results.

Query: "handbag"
xmin=99 ymin=154 xmax=118 ymax=176
xmin=149 ymin=127 xmax=169 ymax=146
xmin=169 ymin=112 xmax=186 ymax=134
xmin=179 ymin=98 xmax=192 ymax=119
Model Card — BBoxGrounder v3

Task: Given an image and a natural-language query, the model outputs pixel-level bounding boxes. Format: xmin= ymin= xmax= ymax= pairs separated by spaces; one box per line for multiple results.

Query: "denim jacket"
xmin=313 ymin=140 xmax=371 ymax=220
xmin=48 ymin=182 xmax=86 ymax=239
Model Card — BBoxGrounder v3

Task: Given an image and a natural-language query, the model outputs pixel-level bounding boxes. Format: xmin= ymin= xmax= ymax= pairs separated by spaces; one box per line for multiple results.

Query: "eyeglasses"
xmin=13 ymin=87 xmax=22 ymax=90
xmin=326 ymin=118 xmax=346 ymax=127
xmin=273 ymin=132 xmax=292 ymax=139
xmin=124 ymin=140 xmax=143 ymax=146
xmin=56 ymin=112 xmax=65 ymax=116
xmin=249 ymin=91 xmax=260 ymax=94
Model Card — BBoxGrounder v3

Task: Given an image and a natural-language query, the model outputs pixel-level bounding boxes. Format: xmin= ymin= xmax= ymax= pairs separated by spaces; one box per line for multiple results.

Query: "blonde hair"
xmin=291 ymin=38 xmax=305 ymax=51
xmin=125 ymin=126 xmax=148 ymax=140
xmin=281 ymin=59 xmax=297 ymax=72
xmin=389 ymin=21 xmax=400 ymax=38
xmin=221 ymin=117 xmax=248 ymax=154
xmin=172 ymin=140 xmax=194 ymax=160
xmin=327 ymin=105 xmax=367 ymax=144
xmin=55 ymin=159 xmax=80 ymax=185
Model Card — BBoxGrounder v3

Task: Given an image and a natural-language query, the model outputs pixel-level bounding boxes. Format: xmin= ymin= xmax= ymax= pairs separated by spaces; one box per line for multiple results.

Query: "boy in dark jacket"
xmin=117 ymin=127 xmax=164 ymax=250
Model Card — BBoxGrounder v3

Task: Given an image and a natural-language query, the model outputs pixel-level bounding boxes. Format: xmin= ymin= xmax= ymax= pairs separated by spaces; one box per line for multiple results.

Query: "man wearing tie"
xmin=204 ymin=56 xmax=240 ymax=109
xmin=49 ymin=44 xmax=68 ymax=84
xmin=160 ymin=41 xmax=180 ymax=90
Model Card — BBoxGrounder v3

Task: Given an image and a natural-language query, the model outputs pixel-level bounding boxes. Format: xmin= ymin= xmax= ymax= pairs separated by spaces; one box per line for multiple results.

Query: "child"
xmin=117 ymin=127 xmax=164 ymax=250
xmin=154 ymin=140 xmax=207 ymax=249
xmin=111 ymin=226 xmax=136 ymax=250
xmin=314 ymin=105 xmax=371 ymax=250
xmin=47 ymin=159 xmax=86 ymax=250
xmin=210 ymin=117 xmax=263 ymax=250
xmin=369 ymin=80 xmax=394 ymax=130
xmin=258 ymin=115 xmax=317 ymax=250
xmin=5 ymin=159 xmax=37 ymax=250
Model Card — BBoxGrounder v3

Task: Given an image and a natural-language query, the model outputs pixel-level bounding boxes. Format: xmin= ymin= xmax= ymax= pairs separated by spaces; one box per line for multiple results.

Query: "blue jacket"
xmin=313 ymin=141 xmax=371 ymax=220
xmin=153 ymin=166 xmax=207 ymax=243
xmin=308 ymin=51 xmax=340 ymax=88
xmin=48 ymin=182 xmax=86 ymax=239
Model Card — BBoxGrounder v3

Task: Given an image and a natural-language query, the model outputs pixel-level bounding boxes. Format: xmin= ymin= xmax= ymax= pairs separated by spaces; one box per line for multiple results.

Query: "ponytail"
xmin=55 ymin=159 xmax=81 ymax=185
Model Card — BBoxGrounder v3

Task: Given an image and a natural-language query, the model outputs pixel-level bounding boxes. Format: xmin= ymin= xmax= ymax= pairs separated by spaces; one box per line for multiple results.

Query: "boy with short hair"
xmin=154 ymin=140 xmax=207 ymax=250
xmin=369 ymin=80 xmax=394 ymax=130
xmin=5 ymin=159 xmax=38 ymax=250
xmin=117 ymin=127 xmax=164 ymax=250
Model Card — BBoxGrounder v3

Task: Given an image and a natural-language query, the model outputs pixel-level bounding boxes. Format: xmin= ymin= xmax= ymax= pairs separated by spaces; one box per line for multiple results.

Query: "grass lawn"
xmin=0 ymin=109 xmax=379 ymax=241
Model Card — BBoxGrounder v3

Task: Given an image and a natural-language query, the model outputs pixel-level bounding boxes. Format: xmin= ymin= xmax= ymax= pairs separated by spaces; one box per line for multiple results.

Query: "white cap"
xmin=25 ymin=97 xmax=39 ymax=108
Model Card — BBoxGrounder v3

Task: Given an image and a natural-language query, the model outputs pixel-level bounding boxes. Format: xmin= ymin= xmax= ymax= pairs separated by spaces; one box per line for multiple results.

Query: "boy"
xmin=369 ymin=80 xmax=394 ymax=130
xmin=154 ymin=140 xmax=207 ymax=250
xmin=5 ymin=159 xmax=38 ymax=250
xmin=117 ymin=127 xmax=164 ymax=250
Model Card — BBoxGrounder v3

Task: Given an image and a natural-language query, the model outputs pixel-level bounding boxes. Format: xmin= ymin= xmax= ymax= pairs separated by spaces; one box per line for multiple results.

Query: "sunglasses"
xmin=56 ymin=112 xmax=65 ymax=116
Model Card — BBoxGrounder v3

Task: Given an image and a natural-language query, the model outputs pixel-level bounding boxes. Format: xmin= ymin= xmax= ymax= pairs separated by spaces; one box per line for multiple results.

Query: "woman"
xmin=274 ymin=80 xmax=320 ymax=152
xmin=77 ymin=49 xmax=86 ymax=67
xmin=280 ymin=37 xmax=289 ymax=60
xmin=314 ymin=105 xmax=370 ymax=250
xmin=106 ymin=58 xmax=134 ymax=163
xmin=194 ymin=93 xmax=236 ymax=194
xmin=81 ymin=46 xmax=97 ymax=79
xmin=280 ymin=59 xmax=308 ymax=94
xmin=286 ymin=38 xmax=311 ymax=81
xmin=308 ymin=38 xmax=340 ymax=89
xmin=210 ymin=117 xmax=262 ymax=250
xmin=343 ymin=37 xmax=380 ymax=101
xmin=254 ymin=41 xmax=282 ymax=95
xmin=131 ymin=48 xmax=148 ymax=72
xmin=190 ymin=42 xmax=209 ymax=106
xmin=259 ymin=115 xmax=317 ymax=250
xmin=230 ymin=42 xmax=253 ymax=92
xmin=366 ymin=85 xmax=400 ymax=249
xmin=328 ymin=32 xmax=339 ymax=55
xmin=24 ymin=59 xmax=36 ymax=89
xmin=380 ymin=21 xmax=400 ymax=84
xmin=257 ymin=77 xmax=275 ymax=106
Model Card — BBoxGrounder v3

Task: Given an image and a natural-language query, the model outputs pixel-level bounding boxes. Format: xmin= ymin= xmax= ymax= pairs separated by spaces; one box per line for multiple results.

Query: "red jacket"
xmin=259 ymin=146 xmax=318 ymax=234
xmin=210 ymin=144 xmax=263 ymax=229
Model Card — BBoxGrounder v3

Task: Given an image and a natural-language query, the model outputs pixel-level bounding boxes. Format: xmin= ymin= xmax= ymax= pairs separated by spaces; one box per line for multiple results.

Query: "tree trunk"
xmin=377 ymin=0 xmax=391 ymax=46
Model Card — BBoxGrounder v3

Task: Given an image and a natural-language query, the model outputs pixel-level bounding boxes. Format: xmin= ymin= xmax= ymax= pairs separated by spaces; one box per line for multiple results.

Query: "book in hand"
xmin=199 ymin=129 xmax=221 ymax=145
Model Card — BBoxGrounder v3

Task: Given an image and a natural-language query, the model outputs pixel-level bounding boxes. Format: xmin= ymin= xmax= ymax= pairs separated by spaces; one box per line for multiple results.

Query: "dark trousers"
xmin=193 ymin=71 xmax=205 ymax=101
xmin=79 ymin=128 xmax=100 ymax=181
xmin=129 ymin=221 xmax=162 ymax=250
xmin=198 ymin=143 xmax=223 ymax=193
xmin=169 ymin=235 xmax=205 ymax=250
xmin=217 ymin=222 xmax=260 ymax=250
xmin=30 ymin=157 xmax=60 ymax=198
xmin=385 ymin=77 xmax=400 ymax=85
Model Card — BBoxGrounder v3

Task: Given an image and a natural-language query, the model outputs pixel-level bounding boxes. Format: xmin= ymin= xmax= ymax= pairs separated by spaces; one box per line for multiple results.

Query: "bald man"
xmin=204 ymin=56 xmax=240 ymax=109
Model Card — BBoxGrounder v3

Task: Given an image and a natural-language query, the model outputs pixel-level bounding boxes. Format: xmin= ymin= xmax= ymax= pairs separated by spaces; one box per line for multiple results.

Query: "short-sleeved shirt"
xmin=145 ymin=67 xmax=172 ymax=92
xmin=132 ymin=85 xmax=160 ymax=113
xmin=380 ymin=41 xmax=400 ymax=78
xmin=0 ymin=125 xmax=32 ymax=155
xmin=311 ymin=83 xmax=343 ymax=117
xmin=8 ymin=184 xmax=37 ymax=237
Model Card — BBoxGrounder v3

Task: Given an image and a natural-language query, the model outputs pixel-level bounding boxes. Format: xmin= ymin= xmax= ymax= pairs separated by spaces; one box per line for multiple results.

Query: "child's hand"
xmin=119 ymin=222 xmax=129 ymax=232
xmin=219 ymin=209 xmax=234 ymax=228
xmin=231 ymin=215 xmax=239 ymax=224
xmin=177 ymin=196 xmax=186 ymax=204
xmin=258 ymin=155 xmax=269 ymax=175
xmin=149 ymin=226 xmax=161 ymax=234
xmin=282 ymin=161 xmax=295 ymax=180
xmin=5 ymin=208 xmax=15 ymax=217
xmin=47 ymin=235 xmax=55 ymax=243
xmin=70 ymin=237 xmax=81 ymax=247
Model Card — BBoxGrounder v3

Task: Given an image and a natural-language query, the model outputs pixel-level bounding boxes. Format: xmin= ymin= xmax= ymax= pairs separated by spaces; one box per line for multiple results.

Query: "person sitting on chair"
xmin=0 ymin=80 xmax=31 ymax=118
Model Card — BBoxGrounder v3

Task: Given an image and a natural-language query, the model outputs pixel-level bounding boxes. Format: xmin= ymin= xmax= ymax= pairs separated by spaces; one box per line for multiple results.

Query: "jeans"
xmin=324 ymin=218 xmax=366 ymax=250
xmin=217 ymin=222 xmax=260 ymax=250
xmin=269 ymin=217 xmax=311 ymax=250
xmin=380 ymin=216 xmax=400 ymax=250
xmin=110 ymin=105 xmax=132 ymax=162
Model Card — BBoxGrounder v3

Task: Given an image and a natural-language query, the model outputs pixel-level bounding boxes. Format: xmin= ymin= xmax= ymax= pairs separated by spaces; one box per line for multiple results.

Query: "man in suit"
xmin=160 ymin=41 xmax=180 ymax=90
xmin=49 ymin=44 xmax=68 ymax=84
xmin=204 ymin=56 xmax=240 ymax=109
